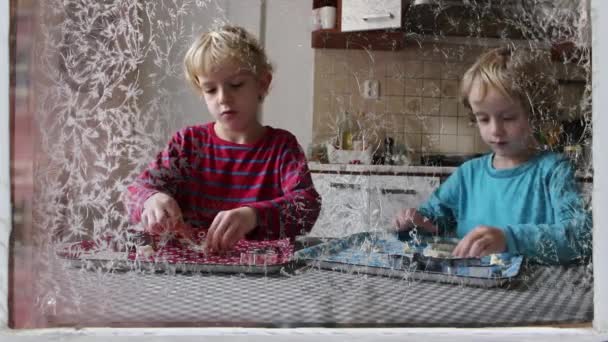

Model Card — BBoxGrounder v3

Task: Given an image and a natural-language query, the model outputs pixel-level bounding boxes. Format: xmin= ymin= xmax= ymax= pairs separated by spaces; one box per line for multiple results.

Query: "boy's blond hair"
xmin=460 ymin=47 xmax=558 ymax=128
xmin=184 ymin=25 xmax=273 ymax=91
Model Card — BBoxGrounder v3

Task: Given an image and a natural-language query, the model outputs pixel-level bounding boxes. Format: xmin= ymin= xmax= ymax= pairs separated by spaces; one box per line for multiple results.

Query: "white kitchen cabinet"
xmin=580 ymin=181 xmax=593 ymax=208
xmin=309 ymin=172 xmax=441 ymax=237
xmin=368 ymin=175 xmax=440 ymax=229
xmin=341 ymin=0 xmax=402 ymax=32
xmin=309 ymin=173 xmax=371 ymax=237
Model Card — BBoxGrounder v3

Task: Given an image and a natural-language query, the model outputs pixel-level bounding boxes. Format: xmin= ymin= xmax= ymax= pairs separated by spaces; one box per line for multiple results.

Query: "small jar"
xmin=563 ymin=145 xmax=582 ymax=165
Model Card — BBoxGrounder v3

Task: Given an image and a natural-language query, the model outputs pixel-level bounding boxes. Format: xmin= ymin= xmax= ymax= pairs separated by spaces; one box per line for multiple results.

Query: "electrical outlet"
xmin=362 ymin=80 xmax=379 ymax=99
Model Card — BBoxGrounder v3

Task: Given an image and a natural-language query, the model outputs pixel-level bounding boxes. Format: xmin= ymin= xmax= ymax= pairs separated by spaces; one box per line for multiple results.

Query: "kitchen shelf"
xmin=310 ymin=0 xmax=588 ymax=58
xmin=311 ymin=29 xmax=408 ymax=50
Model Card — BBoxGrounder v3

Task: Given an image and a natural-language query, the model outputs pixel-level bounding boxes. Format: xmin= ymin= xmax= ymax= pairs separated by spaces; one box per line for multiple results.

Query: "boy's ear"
xmin=258 ymin=71 xmax=272 ymax=96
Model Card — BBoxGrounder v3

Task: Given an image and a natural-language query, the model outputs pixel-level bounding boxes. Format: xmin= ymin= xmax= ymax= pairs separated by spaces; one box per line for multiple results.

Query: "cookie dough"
xmin=489 ymin=253 xmax=505 ymax=266
xmin=423 ymin=242 xmax=457 ymax=258
xmin=136 ymin=245 xmax=155 ymax=258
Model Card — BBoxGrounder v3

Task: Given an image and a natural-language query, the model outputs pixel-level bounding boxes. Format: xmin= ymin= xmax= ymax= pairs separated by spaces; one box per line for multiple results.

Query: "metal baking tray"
xmin=55 ymin=230 xmax=295 ymax=274
xmin=294 ymin=231 xmax=524 ymax=287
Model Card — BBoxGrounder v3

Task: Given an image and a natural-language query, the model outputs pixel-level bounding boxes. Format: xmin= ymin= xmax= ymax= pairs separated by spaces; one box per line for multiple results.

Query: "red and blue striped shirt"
xmin=126 ymin=122 xmax=321 ymax=240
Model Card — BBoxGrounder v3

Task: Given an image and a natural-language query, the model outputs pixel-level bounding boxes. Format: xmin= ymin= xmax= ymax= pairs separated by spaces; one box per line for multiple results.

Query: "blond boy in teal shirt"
xmin=394 ymin=47 xmax=591 ymax=265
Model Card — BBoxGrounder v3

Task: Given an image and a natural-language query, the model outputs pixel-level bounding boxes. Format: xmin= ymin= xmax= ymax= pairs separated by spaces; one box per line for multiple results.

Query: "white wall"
xmin=137 ymin=0 xmax=263 ymax=133
xmin=262 ymin=0 xmax=315 ymax=150
xmin=137 ymin=0 xmax=313 ymax=149
xmin=592 ymin=0 xmax=608 ymax=333
xmin=0 ymin=0 xmax=10 ymax=329
xmin=225 ymin=0 xmax=263 ymax=39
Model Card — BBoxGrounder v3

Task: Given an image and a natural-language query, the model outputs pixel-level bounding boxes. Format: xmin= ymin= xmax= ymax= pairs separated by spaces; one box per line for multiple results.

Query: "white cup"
xmin=311 ymin=8 xmax=322 ymax=31
xmin=319 ymin=6 xmax=336 ymax=30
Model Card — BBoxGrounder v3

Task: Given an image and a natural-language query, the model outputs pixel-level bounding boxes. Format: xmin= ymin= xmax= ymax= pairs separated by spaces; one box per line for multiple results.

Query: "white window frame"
xmin=0 ymin=0 xmax=606 ymax=340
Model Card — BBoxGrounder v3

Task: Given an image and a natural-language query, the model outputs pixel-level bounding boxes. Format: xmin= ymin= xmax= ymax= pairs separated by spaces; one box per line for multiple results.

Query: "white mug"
xmin=311 ymin=8 xmax=322 ymax=31
xmin=319 ymin=6 xmax=336 ymax=30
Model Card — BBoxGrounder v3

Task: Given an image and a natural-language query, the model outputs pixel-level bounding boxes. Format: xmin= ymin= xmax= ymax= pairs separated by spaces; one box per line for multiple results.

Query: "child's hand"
xmin=141 ymin=192 xmax=187 ymax=236
xmin=206 ymin=207 xmax=258 ymax=253
xmin=452 ymin=225 xmax=506 ymax=258
xmin=393 ymin=208 xmax=438 ymax=234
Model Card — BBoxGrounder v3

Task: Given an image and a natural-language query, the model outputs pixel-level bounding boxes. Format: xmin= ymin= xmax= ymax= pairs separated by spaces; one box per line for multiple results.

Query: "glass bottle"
xmin=340 ymin=111 xmax=355 ymax=150
xmin=383 ymin=137 xmax=394 ymax=165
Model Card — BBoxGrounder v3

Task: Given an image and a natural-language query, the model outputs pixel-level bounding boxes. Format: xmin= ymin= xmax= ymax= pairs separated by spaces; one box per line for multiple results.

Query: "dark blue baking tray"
xmin=294 ymin=231 xmax=523 ymax=287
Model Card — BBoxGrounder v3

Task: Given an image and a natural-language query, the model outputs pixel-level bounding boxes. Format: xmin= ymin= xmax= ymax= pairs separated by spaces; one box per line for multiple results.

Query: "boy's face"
xmin=198 ymin=60 xmax=271 ymax=132
xmin=468 ymin=78 xmax=534 ymax=159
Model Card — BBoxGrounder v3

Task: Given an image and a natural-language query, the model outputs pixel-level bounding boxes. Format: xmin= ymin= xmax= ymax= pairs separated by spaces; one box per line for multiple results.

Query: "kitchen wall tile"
xmin=420 ymin=44 xmax=447 ymax=62
xmin=349 ymin=93 xmax=364 ymax=113
xmin=442 ymin=62 xmax=463 ymax=80
xmin=422 ymin=116 xmax=441 ymax=134
xmin=315 ymin=50 xmax=334 ymax=75
xmin=312 ymin=132 xmax=336 ymax=147
xmin=441 ymin=79 xmax=459 ymax=97
xmin=382 ymin=113 xmax=405 ymax=133
xmin=440 ymin=117 xmax=458 ymax=135
xmin=314 ymin=93 xmax=333 ymax=116
xmin=385 ymin=54 xmax=405 ymax=77
xmin=422 ymin=79 xmax=442 ymax=97
xmin=333 ymin=57 xmax=350 ymax=75
xmin=385 ymin=76 xmax=405 ymax=96
xmin=405 ymin=78 xmax=423 ymax=96
xmin=404 ymin=97 xmax=422 ymax=115
xmin=404 ymin=61 xmax=424 ymax=79
xmin=424 ymin=62 xmax=442 ymax=79
xmin=313 ymin=108 xmax=336 ymax=136
xmin=331 ymin=76 xmax=350 ymax=94
xmin=402 ymin=47 xmax=421 ymax=61
xmin=458 ymin=116 xmax=477 ymax=136
xmin=459 ymin=45 xmax=487 ymax=63
xmin=387 ymin=96 xmax=405 ymax=114
xmin=366 ymin=98 xmax=387 ymax=114
xmin=404 ymin=133 xmax=422 ymax=151
xmin=347 ymin=51 xmax=372 ymax=75
xmin=457 ymin=135 xmax=476 ymax=154
xmin=349 ymin=74 xmax=364 ymax=96
xmin=440 ymin=98 xmax=459 ymax=116
xmin=422 ymin=134 xmax=441 ymax=153
xmin=333 ymin=94 xmax=356 ymax=114
xmin=422 ymin=97 xmax=440 ymax=116
xmin=439 ymin=135 xmax=460 ymax=154
xmin=404 ymin=116 xmax=424 ymax=134
xmin=458 ymin=100 xmax=470 ymax=117
xmin=367 ymin=52 xmax=388 ymax=79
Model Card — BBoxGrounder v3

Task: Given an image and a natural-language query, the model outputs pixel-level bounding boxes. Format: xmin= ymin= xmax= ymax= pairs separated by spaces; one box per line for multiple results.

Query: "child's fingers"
xmin=468 ymin=236 xmax=490 ymax=257
xmin=454 ymin=227 xmax=494 ymax=257
xmin=220 ymin=223 xmax=241 ymax=251
xmin=392 ymin=216 xmax=402 ymax=230
xmin=164 ymin=199 xmax=183 ymax=223
xmin=206 ymin=214 xmax=220 ymax=251
xmin=207 ymin=212 xmax=228 ymax=252
xmin=392 ymin=214 xmax=403 ymax=230
xmin=452 ymin=240 xmax=464 ymax=257
xmin=393 ymin=209 xmax=411 ymax=230
xmin=453 ymin=234 xmax=474 ymax=257
xmin=175 ymin=222 xmax=195 ymax=241
xmin=141 ymin=210 xmax=150 ymax=228
xmin=149 ymin=222 xmax=165 ymax=235
xmin=142 ymin=209 xmax=160 ymax=233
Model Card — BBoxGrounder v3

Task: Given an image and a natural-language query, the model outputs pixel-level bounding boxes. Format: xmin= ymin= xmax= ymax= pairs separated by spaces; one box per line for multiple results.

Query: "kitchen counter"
xmin=308 ymin=162 xmax=456 ymax=177
xmin=309 ymin=162 xmax=593 ymax=182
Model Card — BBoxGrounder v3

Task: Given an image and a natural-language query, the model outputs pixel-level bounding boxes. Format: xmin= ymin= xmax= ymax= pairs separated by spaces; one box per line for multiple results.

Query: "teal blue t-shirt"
xmin=418 ymin=151 xmax=591 ymax=264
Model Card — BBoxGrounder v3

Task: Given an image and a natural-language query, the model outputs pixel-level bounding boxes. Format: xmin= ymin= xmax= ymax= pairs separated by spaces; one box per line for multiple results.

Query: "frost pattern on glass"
xmin=28 ymin=0 xmax=223 ymax=325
